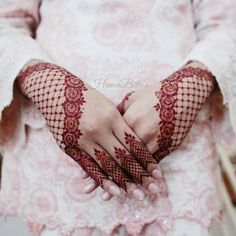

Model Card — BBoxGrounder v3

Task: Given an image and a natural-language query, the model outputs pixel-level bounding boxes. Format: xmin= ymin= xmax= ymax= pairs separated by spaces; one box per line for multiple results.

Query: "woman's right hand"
xmin=17 ymin=60 xmax=165 ymax=201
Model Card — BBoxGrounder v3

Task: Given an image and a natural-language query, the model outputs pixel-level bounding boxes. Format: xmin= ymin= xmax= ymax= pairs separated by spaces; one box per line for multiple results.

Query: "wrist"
xmin=19 ymin=59 xmax=46 ymax=75
xmin=185 ymin=60 xmax=207 ymax=69
xmin=154 ymin=61 xmax=216 ymax=160
xmin=17 ymin=61 xmax=64 ymax=96
xmin=185 ymin=60 xmax=216 ymax=87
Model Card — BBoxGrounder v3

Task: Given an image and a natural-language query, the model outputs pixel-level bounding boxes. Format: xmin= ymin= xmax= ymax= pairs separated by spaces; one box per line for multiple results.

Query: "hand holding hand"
xmin=118 ymin=61 xmax=215 ymax=162
xmin=17 ymin=60 xmax=164 ymax=201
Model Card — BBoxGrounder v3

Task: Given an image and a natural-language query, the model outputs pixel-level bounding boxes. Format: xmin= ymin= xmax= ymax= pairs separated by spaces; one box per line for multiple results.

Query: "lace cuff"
xmin=182 ymin=29 xmax=236 ymax=133
xmin=0 ymin=33 xmax=50 ymax=120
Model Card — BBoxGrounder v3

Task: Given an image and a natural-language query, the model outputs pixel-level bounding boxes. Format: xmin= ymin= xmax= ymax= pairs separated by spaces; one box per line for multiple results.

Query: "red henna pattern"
xmin=153 ymin=66 xmax=215 ymax=162
xmin=17 ymin=62 xmax=59 ymax=85
xmin=117 ymin=91 xmax=135 ymax=115
xmin=17 ymin=62 xmax=112 ymax=188
xmin=94 ymin=148 xmax=132 ymax=190
xmin=65 ymin=147 xmax=108 ymax=186
xmin=17 ymin=62 xmax=88 ymax=149
xmin=114 ymin=146 xmax=150 ymax=184
xmin=124 ymin=132 xmax=156 ymax=169
xmin=62 ymin=69 xmax=87 ymax=149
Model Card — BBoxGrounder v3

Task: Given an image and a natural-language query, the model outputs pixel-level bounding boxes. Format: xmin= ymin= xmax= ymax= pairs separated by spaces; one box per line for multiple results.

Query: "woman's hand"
xmin=117 ymin=61 xmax=215 ymax=162
xmin=17 ymin=60 xmax=164 ymax=201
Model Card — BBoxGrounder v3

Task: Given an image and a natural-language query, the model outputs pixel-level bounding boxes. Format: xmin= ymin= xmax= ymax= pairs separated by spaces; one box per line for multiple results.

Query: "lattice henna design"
xmin=94 ymin=148 xmax=132 ymax=190
xmin=65 ymin=147 xmax=108 ymax=186
xmin=153 ymin=66 xmax=215 ymax=162
xmin=17 ymin=62 xmax=110 ymax=187
xmin=114 ymin=146 xmax=150 ymax=184
xmin=124 ymin=132 xmax=157 ymax=169
xmin=17 ymin=62 xmax=87 ymax=149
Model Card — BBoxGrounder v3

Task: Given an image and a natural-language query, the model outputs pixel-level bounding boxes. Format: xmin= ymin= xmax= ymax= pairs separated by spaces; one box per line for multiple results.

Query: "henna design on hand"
xmin=124 ymin=132 xmax=157 ymax=169
xmin=66 ymin=147 xmax=108 ymax=186
xmin=17 ymin=62 xmax=87 ymax=148
xmin=94 ymin=148 xmax=132 ymax=190
xmin=17 ymin=62 xmax=111 ymax=187
xmin=117 ymin=91 xmax=135 ymax=115
xmin=114 ymin=146 xmax=150 ymax=185
xmin=153 ymin=66 xmax=215 ymax=162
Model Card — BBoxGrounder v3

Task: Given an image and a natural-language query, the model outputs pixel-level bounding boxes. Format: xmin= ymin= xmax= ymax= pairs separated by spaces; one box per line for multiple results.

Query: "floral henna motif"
xmin=17 ymin=62 xmax=111 ymax=187
xmin=124 ymin=132 xmax=157 ymax=169
xmin=153 ymin=66 xmax=215 ymax=162
xmin=114 ymin=147 xmax=150 ymax=185
xmin=17 ymin=62 xmax=87 ymax=149
xmin=94 ymin=148 xmax=132 ymax=190
xmin=62 ymin=74 xmax=87 ymax=151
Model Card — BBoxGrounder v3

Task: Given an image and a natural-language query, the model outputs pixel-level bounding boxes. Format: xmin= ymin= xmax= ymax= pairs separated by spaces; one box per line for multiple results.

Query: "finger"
xmin=144 ymin=137 xmax=159 ymax=155
xmin=126 ymin=115 xmax=158 ymax=145
xmin=99 ymin=134 xmax=159 ymax=195
xmin=85 ymin=143 xmax=133 ymax=192
xmin=81 ymin=171 xmax=101 ymax=194
xmin=116 ymin=91 xmax=135 ymax=115
xmin=113 ymin=116 xmax=162 ymax=179
xmin=131 ymin=120 xmax=168 ymax=161
xmin=79 ymin=164 xmax=100 ymax=193
xmin=80 ymin=169 xmax=90 ymax=179
xmin=85 ymin=142 xmax=146 ymax=200
xmin=151 ymin=136 xmax=173 ymax=163
xmin=145 ymin=134 xmax=172 ymax=164
xmin=102 ymin=192 xmax=113 ymax=201
xmin=82 ymin=179 xmax=98 ymax=193
xmin=65 ymin=146 xmax=121 ymax=196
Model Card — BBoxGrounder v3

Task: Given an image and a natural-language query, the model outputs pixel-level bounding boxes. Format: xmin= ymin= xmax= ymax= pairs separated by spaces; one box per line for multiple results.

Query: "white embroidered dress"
xmin=0 ymin=0 xmax=236 ymax=235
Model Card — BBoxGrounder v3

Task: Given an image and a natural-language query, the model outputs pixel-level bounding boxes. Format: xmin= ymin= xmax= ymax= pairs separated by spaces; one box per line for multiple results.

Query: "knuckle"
xmin=124 ymin=111 xmax=138 ymax=127
xmin=83 ymin=120 xmax=98 ymax=135
xmin=101 ymin=107 xmax=117 ymax=121
xmin=139 ymin=131 xmax=153 ymax=144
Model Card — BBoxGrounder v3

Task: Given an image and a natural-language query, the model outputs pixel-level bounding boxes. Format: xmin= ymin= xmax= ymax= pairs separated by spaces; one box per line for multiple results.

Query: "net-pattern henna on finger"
xmin=17 ymin=62 xmax=111 ymax=187
xmin=114 ymin=147 xmax=150 ymax=185
xmin=94 ymin=148 xmax=132 ymax=190
xmin=153 ymin=66 xmax=215 ymax=162
xmin=66 ymin=147 xmax=108 ymax=186
xmin=124 ymin=132 xmax=157 ymax=169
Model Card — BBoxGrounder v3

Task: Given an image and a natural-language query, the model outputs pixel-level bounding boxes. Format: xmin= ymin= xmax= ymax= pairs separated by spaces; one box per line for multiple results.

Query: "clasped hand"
xmin=17 ymin=60 xmax=215 ymax=201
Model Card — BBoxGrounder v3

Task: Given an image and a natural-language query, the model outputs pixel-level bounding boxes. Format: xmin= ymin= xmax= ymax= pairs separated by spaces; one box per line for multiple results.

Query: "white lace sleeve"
xmin=0 ymin=0 xmax=50 ymax=120
xmin=183 ymin=0 xmax=236 ymax=133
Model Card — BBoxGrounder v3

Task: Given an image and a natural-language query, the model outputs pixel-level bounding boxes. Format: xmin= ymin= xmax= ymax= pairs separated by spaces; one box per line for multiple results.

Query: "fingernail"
xmin=102 ymin=192 xmax=111 ymax=201
xmin=109 ymin=185 xmax=121 ymax=196
xmin=152 ymin=168 xmax=163 ymax=179
xmin=81 ymin=171 xmax=89 ymax=179
xmin=133 ymin=188 xmax=145 ymax=201
xmin=148 ymin=183 xmax=159 ymax=194
xmin=159 ymin=182 xmax=168 ymax=197
xmin=82 ymin=182 xmax=96 ymax=193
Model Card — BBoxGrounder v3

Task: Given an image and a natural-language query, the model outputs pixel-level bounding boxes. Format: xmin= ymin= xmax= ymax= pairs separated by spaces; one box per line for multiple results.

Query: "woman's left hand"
xmin=117 ymin=61 xmax=215 ymax=162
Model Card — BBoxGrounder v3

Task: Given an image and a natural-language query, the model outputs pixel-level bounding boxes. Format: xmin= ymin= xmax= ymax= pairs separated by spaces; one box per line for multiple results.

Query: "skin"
xmin=87 ymin=61 xmax=215 ymax=198
xmin=120 ymin=61 xmax=215 ymax=158
xmin=17 ymin=60 xmax=165 ymax=201
xmin=18 ymin=60 xmax=213 ymax=201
